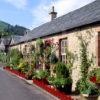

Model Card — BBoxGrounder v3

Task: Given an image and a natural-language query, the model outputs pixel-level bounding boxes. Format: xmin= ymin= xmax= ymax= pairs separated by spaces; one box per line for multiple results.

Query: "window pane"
xmin=60 ymin=38 xmax=67 ymax=63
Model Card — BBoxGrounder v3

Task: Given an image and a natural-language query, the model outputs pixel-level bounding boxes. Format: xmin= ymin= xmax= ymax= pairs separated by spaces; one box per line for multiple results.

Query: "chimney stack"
xmin=49 ymin=6 xmax=57 ymax=20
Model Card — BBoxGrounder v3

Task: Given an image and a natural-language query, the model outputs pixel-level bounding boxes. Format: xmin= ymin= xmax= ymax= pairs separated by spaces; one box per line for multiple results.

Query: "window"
xmin=60 ymin=38 xmax=67 ymax=63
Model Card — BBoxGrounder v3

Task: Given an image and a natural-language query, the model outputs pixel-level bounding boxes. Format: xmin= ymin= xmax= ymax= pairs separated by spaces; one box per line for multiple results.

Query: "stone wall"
xmin=10 ymin=26 xmax=100 ymax=91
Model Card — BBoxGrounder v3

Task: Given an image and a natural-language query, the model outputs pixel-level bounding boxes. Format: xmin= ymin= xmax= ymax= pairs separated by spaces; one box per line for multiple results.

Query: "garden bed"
xmin=33 ymin=79 xmax=73 ymax=100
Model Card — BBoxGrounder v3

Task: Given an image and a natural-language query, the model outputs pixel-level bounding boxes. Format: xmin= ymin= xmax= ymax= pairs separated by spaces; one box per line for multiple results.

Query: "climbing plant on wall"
xmin=77 ymin=30 xmax=95 ymax=79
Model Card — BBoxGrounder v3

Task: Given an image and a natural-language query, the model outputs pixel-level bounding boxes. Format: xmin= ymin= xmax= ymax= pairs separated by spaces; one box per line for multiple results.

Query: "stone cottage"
xmin=10 ymin=0 xmax=100 ymax=90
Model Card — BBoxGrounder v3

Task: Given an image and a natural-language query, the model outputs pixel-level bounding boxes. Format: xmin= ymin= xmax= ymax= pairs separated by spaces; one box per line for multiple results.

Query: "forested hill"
xmin=0 ymin=20 xmax=29 ymax=36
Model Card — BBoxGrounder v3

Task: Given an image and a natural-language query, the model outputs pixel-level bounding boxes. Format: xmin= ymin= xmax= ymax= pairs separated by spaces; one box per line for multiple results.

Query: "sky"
xmin=0 ymin=0 xmax=95 ymax=30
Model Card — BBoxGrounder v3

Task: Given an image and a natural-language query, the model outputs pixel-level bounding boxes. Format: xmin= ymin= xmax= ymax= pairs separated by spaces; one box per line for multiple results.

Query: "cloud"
xmin=5 ymin=0 xmax=27 ymax=9
xmin=31 ymin=0 xmax=95 ymax=28
xmin=31 ymin=1 xmax=51 ymax=28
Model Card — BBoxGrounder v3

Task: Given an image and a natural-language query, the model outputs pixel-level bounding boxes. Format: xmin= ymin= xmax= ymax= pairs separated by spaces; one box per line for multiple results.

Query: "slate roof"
xmin=0 ymin=37 xmax=12 ymax=51
xmin=11 ymin=0 xmax=100 ymax=45
xmin=1 ymin=37 xmax=12 ymax=46
xmin=10 ymin=35 xmax=23 ymax=45
xmin=0 ymin=41 xmax=5 ymax=51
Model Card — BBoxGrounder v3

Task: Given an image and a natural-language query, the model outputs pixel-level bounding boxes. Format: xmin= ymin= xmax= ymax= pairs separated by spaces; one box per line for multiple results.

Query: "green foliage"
xmin=53 ymin=77 xmax=72 ymax=88
xmin=76 ymin=33 xmax=99 ymax=95
xmin=96 ymin=69 xmax=100 ymax=82
xmin=65 ymin=47 xmax=76 ymax=74
xmin=79 ymin=38 xmax=90 ymax=78
xmin=0 ymin=20 xmax=28 ymax=36
xmin=76 ymin=78 xmax=99 ymax=95
xmin=77 ymin=34 xmax=94 ymax=79
xmin=25 ymin=58 xmax=36 ymax=79
xmin=50 ymin=62 xmax=72 ymax=91
xmin=55 ymin=62 xmax=69 ymax=78
xmin=47 ymin=76 xmax=72 ymax=93
xmin=0 ymin=21 xmax=10 ymax=33
xmin=0 ymin=51 xmax=7 ymax=63
xmin=50 ymin=53 xmax=58 ymax=64
xmin=36 ymin=38 xmax=44 ymax=47
xmin=45 ymin=46 xmax=51 ymax=63
xmin=47 ymin=76 xmax=55 ymax=85
xmin=8 ymin=49 xmax=23 ymax=67
xmin=12 ymin=25 xmax=27 ymax=36
xmin=88 ymin=68 xmax=100 ymax=82
xmin=76 ymin=78 xmax=88 ymax=93
xmin=88 ymin=69 xmax=97 ymax=78
xmin=18 ymin=59 xmax=29 ymax=73
xmin=10 ymin=66 xmax=18 ymax=70
xmin=25 ymin=68 xmax=34 ymax=79
xmin=36 ymin=39 xmax=44 ymax=57
xmin=52 ymin=77 xmax=67 ymax=88
xmin=33 ymin=70 xmax=48 ymax=80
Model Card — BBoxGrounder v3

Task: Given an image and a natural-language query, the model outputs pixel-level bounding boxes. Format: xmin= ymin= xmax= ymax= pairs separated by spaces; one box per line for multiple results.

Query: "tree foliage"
xmin=0 ymin=21 xmax=28 ymax=37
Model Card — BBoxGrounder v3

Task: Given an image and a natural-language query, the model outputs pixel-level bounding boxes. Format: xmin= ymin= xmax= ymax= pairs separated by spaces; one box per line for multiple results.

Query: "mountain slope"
xmin=0 ymin=21 xmax=10 ymax=32
xmin=0 ymin=20 xmax=29 ymax=36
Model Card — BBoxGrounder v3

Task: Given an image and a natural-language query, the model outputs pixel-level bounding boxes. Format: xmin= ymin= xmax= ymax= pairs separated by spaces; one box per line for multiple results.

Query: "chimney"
xmin=49 ymin=6 xmax=57 ymax=20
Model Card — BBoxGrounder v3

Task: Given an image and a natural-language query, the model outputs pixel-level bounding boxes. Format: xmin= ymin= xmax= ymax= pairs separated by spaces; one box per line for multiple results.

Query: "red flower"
xmin=90 ymin=76 xmax=97 ymax=83
xmin=33 ymin=79 xmax=72 ymax=100
xmin=45 ymin=39 xmax=53 ymax=46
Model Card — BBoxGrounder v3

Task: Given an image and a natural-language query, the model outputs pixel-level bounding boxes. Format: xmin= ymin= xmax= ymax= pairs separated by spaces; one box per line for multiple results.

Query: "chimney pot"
xmin=49 ymin=6 xmax=57 ymax=21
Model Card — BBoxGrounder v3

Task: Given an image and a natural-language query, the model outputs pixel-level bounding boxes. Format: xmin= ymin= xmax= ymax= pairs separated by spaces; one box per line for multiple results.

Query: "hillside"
xmin=0 ymin=20 xmax=29 ymax=36
xmin=0 ymin=21 xmax=10 ymax=32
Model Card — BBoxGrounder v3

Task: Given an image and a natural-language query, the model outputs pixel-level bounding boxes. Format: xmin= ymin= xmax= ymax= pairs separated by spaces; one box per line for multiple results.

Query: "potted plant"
xmin=52 ymin=62 xmax=72 ymax=93
xmin=76 ymin=78 xmax=99 ymax=100
xmin=81 ymin=84 xmax=99 ymax=100
xmin=52 ymin=77 xmax=72 ymax=93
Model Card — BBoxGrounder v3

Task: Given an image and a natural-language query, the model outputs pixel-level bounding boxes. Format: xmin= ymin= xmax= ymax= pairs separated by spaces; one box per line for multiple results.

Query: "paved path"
xmin=0 ymin=68 xmax=56 ymax=100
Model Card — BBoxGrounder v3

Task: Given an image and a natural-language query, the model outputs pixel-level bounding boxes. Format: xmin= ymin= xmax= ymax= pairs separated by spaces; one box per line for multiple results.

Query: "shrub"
xmin=55 ymin=62 xmax=69 ymax=78
xmin=8 ymin=49 xmax=23 ymax=67
xmin=25 ymin=59 xmax=36 ymax=79
xmin=47 ymin=76 xmax=55 ymax=85
xmin=53 ymin=77 xmax=66 ymax=88
xmin=76 ymin=78 xmax=87 ymax=94
xmin=50 ymin=53 xmax=58 ymax=64
xmin=25 ymin=69 xmax=34 ymax=79
xmin=12 ymin=66 xmax=18 ymax=70
xmin=0 ymin=51 xmax=7 ymax=63
xmin=83 ymin=84 xmax=99 ymax=95
xmin=96 ymin=68 xmax=100 ymax=82
xmin=76 ymin=78 xmax=99 ymax=95
xmin=51 ymin=77 xmax=72 ymax=93
xmin=36 ymin=38 xmax=44 ymax=47
xmin=18 ymin=59 xmax=29 ymax=73
xmin=33 ymin=70 xmax=48 ymax=80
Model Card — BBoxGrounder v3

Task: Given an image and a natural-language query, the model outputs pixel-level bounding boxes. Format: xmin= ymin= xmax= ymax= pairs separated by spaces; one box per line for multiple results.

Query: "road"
xmin=0 ymin=68 xmax=56 ymax=100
